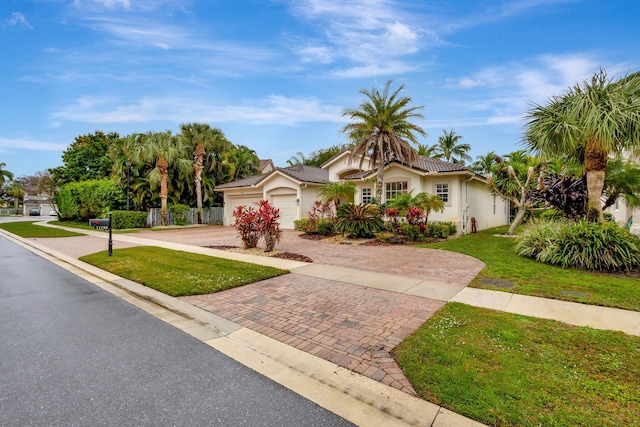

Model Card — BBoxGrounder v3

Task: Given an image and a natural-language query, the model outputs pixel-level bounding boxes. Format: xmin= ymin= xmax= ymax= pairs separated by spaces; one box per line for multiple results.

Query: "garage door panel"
xmin=271 ymin=194 xmax=297 ymax=229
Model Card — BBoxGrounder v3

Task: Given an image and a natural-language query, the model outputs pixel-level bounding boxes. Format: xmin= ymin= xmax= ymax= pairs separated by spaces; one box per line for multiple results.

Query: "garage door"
xmin=271 ymin=194 xmax=298 ymax=229
xmin=229 ymin=196 xmax=261 ymax=224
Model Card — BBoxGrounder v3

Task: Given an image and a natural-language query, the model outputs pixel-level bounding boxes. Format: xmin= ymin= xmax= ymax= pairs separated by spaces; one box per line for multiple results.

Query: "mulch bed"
xmin=204 ymin=245 xmax=313 ymax=263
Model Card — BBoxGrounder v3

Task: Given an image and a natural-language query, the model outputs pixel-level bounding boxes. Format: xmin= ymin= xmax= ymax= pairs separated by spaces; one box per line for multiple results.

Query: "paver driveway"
xmin=133 ymin=226 xmax=484 ymax=394
xmin=36 ymin=225 xmax=483 ymax=394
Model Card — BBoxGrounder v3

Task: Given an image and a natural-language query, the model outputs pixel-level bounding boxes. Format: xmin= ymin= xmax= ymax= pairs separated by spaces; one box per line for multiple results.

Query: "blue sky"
xmin=1 ymin=0 xmax=639 ymax=178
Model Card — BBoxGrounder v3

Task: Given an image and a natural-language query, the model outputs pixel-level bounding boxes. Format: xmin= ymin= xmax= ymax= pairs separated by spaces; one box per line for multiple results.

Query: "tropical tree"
xmin=180 ymin=123 xmax=232 ymax=223
xmin=5 ymin=181 xmax=24 ymax=215
xmin=430 ymin=129 xmax=472 ymax=164
xmin=304 ymin=144 xmax=350 ymax=167
xmin=50 ymin=130 xmax=118 ymax=185
xmin=341 ymin=80 xmax=426 ymax=202
xmin=471 ymin=151 xmax=503 ymax=175
xmin=230 ymin=145 xmax=259 ymax=180
xmin=416 ymin=143 xmax=436 ymax=157
xmin=524 ymin=69 xmax=640 ymax=219
xmin=486 ymin=153 xmax=542 ymax=235
xmin=602 ymin=157 xmax=640 ymax=210
xmin=286 ymin=152 xmax=307 ymax=166
xmin=317 ymin=181 xmax=356 ymax=206
xmin=133 ymin=131 xmax=191 ymax=226
xmin=0 ymin=163 xmax=13 ymax=188
xmin=387 ymin=190 xmax=445 ymax=217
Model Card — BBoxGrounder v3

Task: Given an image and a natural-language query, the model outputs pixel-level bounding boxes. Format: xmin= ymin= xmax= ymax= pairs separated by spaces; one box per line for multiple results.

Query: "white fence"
xmin=147 ymin=207 xmax=223 ymax=227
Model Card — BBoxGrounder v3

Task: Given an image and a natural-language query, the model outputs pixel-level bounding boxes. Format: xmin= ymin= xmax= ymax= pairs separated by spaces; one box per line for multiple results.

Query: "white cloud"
xmin=443 ymin=52 xmax=610 ymax=126
xmin=2 ymin=12 xmax=33 ymax=29
xmin=0 ymin=137 xmax=66 ymax=151
xmin=51 ymin=95 xmax=345 ymax=125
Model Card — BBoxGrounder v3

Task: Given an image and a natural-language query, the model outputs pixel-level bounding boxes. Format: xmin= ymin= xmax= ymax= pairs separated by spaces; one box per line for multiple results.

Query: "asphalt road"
xmin=0 ymin=232 xmax=353 ymax=426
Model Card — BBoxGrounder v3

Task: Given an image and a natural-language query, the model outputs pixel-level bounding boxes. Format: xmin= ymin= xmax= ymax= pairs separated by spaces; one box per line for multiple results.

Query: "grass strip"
xmin=395 ymin=302 xmax=640 ymax=427
xmin=0 ymin=221 xmax=83 ymax=238
xmin=419 ymin=227 xmax=640 ymax=312
xmin=80 ymin=246 xmax=288 ymax=296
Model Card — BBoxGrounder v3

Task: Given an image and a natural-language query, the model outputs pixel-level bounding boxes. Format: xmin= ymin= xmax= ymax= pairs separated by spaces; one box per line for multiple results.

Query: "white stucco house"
xmin=604 ymin=151 xmax=640 ymax=235
xmin=217 ymin=150 xmax=510 ymax=233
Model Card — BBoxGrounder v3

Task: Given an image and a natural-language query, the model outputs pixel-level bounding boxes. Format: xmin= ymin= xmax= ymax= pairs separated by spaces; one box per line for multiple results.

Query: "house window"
xmin=361 ymin=188 xmax=372 ymax=204
xmin=435 ymin=183 xmax=449 ymax=203
xmin=385 ymin=181 xmax=408 ymax=201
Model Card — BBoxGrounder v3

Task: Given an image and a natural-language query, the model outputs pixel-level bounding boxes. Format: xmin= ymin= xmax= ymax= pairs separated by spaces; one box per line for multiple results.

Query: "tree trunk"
xmin=375 ymin=138 xmax=385 ymax=203
xmin=507 ymin=205 xmax=527 ymax=235
xmin=584 ymin=139 xmax=607 ymax=220
xmin=14 ymin=197 xmax=19 ymax=215
xmin=194 ymin=144 xmax=204 ymax=224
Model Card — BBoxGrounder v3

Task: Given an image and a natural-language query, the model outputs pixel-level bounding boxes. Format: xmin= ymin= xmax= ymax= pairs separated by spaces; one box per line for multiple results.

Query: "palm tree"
xmin=230 ymin=145 xmax=259 ymax=180
xmin=416 ymin=143 xmax=436 ymax=157
xmin=286 ymin=152 xmax=307 ymax=166
xmin=525 ymin=69 xmax=640 ymax=219
xmin=471 ymin=151 xmax=503 ymax=175
xmin=0 ymin=163 xmax=13 ymax=188
xmin=387 ymin=190 xmax=445 ymax=218
xmin=5 ymin=181 xmax=24 ymax=215
xmin=317 ymin=181 xmax=356 ymax=206
xmin=602 ymin=157 xmax=640 ymax=210
xmin=180 ymin=123 xmax=229 ymax=223
xmin=430 ymin=129 xmax=472 ymax=164
xmin=133 ymin=131 xmax=191 ymax=226
xmin=341 ymin=80 xmax=426 ymax=202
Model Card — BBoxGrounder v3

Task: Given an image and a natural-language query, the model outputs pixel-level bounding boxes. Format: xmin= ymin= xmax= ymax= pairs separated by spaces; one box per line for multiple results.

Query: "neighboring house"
xmin=22 ymin=194 xmax=54 ymax=216
xmin=259 ymin=159 xmax=275 ymax=174
xmin=217 ymin=149 xmax=510 ymax=233
xmin=604 ymin=152 xmax=640 ymax=235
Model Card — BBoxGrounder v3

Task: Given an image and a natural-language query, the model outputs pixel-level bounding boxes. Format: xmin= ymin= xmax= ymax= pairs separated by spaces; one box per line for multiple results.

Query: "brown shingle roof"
xmin=216 ymin=165 xmax=328 ymax=190
xmin=344 ymin=156 xmax=469 ymax=180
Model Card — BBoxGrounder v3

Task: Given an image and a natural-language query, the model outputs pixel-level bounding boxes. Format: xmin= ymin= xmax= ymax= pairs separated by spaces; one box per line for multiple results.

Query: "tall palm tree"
xmin=341 ymin=80 xmax=426 ymax=202
xmin=416 ymin=143 xmax=436 ymax=157
xmin=430 ymin=129 xmax=472 ymax=164
xmin=525 ymin=69 xmax=640 ymax=219
xmin=133 ymin=131 xmax=191 ymax=226
xmin=0 ymin=163 xmax=14 ymax=188
xmin=179 ymin=123 xmax=228 ymax=223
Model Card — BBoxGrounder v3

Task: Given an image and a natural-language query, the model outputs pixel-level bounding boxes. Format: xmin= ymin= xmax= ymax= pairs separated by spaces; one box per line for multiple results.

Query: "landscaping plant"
xmin=256 ymin=200 xmax=282 ymax=252
xmin=233 ymin=200 xmax=282 ymax=251
xmin=168 ymin=203 xmax=190 ymax=226
xmin=517 ymin=220 xmax=640 ymax=272
xmin=335 ymin=203 xmax=384 ymax=238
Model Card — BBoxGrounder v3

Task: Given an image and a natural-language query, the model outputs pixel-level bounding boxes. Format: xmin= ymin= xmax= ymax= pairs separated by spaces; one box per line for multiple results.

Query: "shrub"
xmin=111 ymin=210 xmax=148 ymax=229
xmin=169 ymin=203 xmax=190 ymax=226
xmin=255 ymin=200 xmax=282 ymax=252
xmin=56 ymin=179 xmax=126 ymax=222
xmin=233 ymin=205 xmax=261 ymax=249
xmin=517 ymin=220 xmax=640 ymax=272
xmin=427 ymin=223 xmax=451 ymax=239
xmin=335 ymin=203 xmax=384 ymax=238
xmin=294 ymin=218 xmax=313 ymax=232
xmin=316 ymin=219 xmax=335 ymax=236
xmin=400 ymin=223 xmax=428 ymax=242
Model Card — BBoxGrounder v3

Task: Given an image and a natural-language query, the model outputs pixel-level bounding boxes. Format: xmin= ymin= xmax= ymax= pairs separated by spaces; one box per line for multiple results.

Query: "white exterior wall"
xmin=325 ymin=153 xmax=373 ymax=181
xmin=464 ymin=179 xmax=510 ymax=232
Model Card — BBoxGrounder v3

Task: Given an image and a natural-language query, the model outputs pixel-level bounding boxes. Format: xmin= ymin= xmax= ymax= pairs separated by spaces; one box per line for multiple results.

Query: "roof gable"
xmin=216 ymin=164 xmax=328 ymax=190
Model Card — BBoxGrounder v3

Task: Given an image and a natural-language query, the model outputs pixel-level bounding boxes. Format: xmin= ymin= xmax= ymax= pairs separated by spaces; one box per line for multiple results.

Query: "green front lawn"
xmin=80 ymin=246 xmax=288 ymax=296
xmin=419 ymin=227 xmax=640 ymax=312
xmin=0 ymin=221 xmax=83 ymax=238
xmin=395 ymin=303 xmax=640 ymax=427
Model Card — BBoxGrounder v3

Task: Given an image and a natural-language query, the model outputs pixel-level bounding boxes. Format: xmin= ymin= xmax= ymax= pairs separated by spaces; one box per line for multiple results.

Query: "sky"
xmin=1 ymin=0 xmax=640 ymax=178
